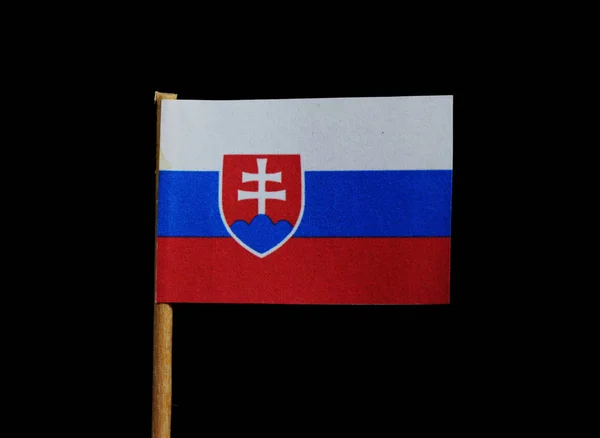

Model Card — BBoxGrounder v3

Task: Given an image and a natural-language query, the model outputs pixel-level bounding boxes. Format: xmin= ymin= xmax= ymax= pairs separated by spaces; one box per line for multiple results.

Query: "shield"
xmin=219 ymin=154 xmax=304 ymax=257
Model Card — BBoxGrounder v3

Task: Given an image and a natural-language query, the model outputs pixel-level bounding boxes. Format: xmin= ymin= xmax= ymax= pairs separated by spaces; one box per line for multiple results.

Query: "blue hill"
xmin=230 ymin=215 xmax=293 ymax=254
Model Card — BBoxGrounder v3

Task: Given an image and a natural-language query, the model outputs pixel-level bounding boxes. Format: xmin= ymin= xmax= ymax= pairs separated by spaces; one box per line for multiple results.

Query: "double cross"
xmin=237 ymin=158 xmax=286 ymax=215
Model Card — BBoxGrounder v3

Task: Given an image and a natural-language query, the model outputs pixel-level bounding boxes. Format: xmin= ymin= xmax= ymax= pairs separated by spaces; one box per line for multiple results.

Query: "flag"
xmin=156 ymin=96 xmax=452 ymax=304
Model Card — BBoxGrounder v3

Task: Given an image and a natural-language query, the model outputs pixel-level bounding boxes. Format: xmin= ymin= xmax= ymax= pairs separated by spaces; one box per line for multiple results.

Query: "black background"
xmin=76 ymin=55 xmax=493 ymax=435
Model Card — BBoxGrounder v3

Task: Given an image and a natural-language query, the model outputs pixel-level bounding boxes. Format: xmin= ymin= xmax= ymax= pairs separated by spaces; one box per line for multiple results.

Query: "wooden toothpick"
xmin=153 ymin=91 xmax=177 ymax=438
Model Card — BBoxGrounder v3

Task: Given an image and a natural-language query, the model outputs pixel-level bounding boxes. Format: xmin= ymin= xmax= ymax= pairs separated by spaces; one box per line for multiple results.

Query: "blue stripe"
xmin=157 ymin=170 xmax=452 ymax=237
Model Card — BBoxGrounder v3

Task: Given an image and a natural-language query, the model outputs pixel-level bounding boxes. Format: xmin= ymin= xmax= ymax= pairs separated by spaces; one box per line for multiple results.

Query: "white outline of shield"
xmin=218 ymin=155 xmax=305 ymax=258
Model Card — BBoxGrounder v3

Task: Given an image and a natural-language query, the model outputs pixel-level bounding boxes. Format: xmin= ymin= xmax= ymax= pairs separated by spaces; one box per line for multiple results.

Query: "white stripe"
xmin=160 ymin=96 xmax=452 ymax=171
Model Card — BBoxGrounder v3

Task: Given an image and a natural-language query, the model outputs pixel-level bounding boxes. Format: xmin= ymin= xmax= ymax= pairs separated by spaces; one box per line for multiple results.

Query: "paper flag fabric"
xmin=156 ymin=96 xmax=452 ymax=304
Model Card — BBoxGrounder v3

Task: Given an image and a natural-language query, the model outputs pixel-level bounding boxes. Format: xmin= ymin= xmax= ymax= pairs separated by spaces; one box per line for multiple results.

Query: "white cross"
xmin=237 ymin=158 xmax=286 ymax=215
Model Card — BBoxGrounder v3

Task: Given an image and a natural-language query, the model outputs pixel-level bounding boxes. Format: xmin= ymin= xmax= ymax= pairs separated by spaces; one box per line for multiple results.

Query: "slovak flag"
xmin=156 ymin=96 xmax=452 ymax=304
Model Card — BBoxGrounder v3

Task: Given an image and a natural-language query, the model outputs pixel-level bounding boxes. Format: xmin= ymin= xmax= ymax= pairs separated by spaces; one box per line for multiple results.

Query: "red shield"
xmin=219 ymin=154 xmax=304 ymax=257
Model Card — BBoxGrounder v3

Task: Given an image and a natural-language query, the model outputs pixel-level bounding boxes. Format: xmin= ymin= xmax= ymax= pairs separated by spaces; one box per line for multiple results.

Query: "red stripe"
xmin=156 ymin=237 xmax=450 ymax=304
